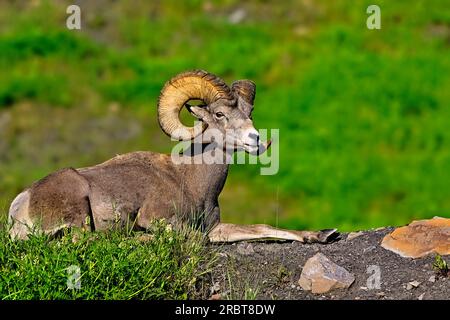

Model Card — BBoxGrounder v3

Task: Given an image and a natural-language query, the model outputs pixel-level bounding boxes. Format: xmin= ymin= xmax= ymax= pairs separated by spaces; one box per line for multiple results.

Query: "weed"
xmin=432 ymin=254 xmax=449 ymax=277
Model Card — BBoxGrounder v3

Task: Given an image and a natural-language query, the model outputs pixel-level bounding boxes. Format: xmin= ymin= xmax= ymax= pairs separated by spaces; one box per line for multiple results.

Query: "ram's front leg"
xmin=208 ymin=223 xmax=338 ymax=244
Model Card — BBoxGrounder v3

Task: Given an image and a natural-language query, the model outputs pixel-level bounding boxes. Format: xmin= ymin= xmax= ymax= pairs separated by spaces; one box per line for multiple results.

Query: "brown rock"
xmin=209 ymin=293 xmax=222 ymax=300
xmin=236 ymin=243 xmax=255 ymax=255
xmin=298 ymin=253 xmax=355 ymax=294
xmin=381 ymin=217 xmax=450 ymax=258
xmin=347 ymin=231 xmax=364 ymax=241
xmin=406 ymin=281 xmax=421 ymax=290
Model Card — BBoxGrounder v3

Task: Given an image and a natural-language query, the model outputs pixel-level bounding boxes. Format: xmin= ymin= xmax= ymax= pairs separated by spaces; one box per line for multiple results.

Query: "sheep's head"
xmin=158 ymin=70 xmax=270 ymax=155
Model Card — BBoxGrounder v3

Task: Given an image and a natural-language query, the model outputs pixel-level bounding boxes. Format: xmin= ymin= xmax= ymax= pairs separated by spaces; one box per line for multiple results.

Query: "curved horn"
xmin=158 ymin=70 xmax=234 ymax=141
xmin=231 ymin=80 xmax=256 ymax=105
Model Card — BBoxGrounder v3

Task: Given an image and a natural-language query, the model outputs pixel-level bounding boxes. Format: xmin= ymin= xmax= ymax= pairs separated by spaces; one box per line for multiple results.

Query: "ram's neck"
xmin=177 ymin=143 xmax=231 ymax=202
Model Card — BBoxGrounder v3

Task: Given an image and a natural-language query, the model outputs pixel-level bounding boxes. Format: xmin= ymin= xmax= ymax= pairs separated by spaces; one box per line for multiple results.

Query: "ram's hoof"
xmin=307 ymin=228 xmax=339 ymax=244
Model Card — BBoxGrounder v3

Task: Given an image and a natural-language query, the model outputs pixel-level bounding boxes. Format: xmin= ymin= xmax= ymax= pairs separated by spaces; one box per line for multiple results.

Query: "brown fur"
xmin=28 ymin=168 xmax=91 ymax=232
xmin=9 ymin=149 xmax=227 ymax=238
xmin=8 ymin=70 xmax=337 ymax=243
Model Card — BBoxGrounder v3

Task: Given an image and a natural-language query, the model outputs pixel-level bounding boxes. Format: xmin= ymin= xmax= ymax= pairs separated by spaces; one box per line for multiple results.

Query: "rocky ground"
xmin=200 ymin=226 xmax=449 ymax=300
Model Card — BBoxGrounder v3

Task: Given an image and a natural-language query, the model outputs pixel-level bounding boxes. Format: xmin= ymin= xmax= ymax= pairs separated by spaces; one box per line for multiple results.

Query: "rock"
xmin=418 ymin=293 xmax=425 ymax=300
xmin=347 ymin=231 xmax=364 ymax=241
xmin=406 ymin=281 xmax=421 ymax=290
xmin=428 ymin=275 xmax=436 ymax=283
xmin=210 ymin=282 xmax=221 ymax=294
xmin=236 ymin=243 xmax=255 ymax=255
xmin=410 ymin=281 xmax=421 ymax=287
xmin=363 ymin=245 xmax=376 ymax=253
xmin=298 ymin=253 xmax=355 ymax=294
xmin=381 ymin=217 xmax=450 ymax=258
xmin=209 ymin=293 xmax=222 ymax=300
xmin=228 ymin=8 xmax=246 ymax=24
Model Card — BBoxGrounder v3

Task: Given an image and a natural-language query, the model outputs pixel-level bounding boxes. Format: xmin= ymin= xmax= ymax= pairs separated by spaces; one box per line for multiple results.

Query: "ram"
xmin=8 ymin=70 xmax=336 ymax=243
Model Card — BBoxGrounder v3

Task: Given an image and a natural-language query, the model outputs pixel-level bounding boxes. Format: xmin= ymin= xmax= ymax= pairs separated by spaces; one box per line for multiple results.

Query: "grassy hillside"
xmin=0 ymin=0 xmax=449 ymax=231
xmin=0 ymin=218 xmax=213 ymax=299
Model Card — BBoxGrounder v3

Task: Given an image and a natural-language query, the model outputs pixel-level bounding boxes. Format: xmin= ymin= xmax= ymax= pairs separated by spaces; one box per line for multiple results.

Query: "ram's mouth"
xmin=243 ymin=142 xmax=258 ymax=149
xmin=258 ymin=139 xmax=272 ymax=155
xmin=244 ymin=139 xmax=272 ymax=155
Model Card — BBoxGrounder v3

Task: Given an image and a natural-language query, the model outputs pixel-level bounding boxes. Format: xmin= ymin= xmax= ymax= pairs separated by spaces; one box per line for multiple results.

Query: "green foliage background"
xmin=0 ymin=0 xmax=449 ymax=231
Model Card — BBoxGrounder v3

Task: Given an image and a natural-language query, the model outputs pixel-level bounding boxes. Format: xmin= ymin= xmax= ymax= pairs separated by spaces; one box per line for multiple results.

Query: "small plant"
xmin=275 ymin=265 xmax=291 ymax=283
xmin=432 ymin=254 xmax=448 ymax=277
xmin=243 ymin=285 xmax=259 ymax=300
xmin=223 ymin=257 xmax=260 ymax=300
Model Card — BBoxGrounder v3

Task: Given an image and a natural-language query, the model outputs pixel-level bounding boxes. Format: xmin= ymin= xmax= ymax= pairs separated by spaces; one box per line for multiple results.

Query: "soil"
xmin=199 ymin=227 xmax=449 ymax=300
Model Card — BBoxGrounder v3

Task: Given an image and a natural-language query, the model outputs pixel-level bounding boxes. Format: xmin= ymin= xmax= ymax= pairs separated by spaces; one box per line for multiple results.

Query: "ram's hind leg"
xmin=8 ymin=168 xmax=93 ymax=239
xmin=208 ymin=223 xmax=338 ymax=244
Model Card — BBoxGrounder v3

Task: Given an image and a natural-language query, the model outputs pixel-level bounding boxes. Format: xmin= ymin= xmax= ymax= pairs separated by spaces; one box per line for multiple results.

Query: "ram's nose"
xmin=243 ymin=128 xmax=260 ymax=147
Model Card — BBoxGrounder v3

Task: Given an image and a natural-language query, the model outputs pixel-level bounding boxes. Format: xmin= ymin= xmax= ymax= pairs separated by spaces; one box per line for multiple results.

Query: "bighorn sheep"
xmin=8 ymin=70 xmax=336 ymax=243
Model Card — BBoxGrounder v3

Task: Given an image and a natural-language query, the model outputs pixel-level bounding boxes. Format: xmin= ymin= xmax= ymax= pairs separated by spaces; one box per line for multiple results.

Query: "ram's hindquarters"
xmin=8 ymin=190 xmax=33 ymax=240
xmin=8 ymin=168 xmax=93 ymax=240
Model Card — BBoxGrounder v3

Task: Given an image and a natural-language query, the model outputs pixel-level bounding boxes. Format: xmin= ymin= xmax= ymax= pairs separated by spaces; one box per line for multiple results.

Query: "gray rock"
xmin=210 ymin=282 xmax=221 ymax=294
xmin=406 ymin=280 xmax=421 ymax=290
xmin=228 ymin=8 xmax=246 ymax=24
xmin=347 ymin=231 xmax=364 ymax=241
xmin=298 ymin=253 xmax=355 ymax=294
xmin=236 ymin=243 xmax=255 ymax=256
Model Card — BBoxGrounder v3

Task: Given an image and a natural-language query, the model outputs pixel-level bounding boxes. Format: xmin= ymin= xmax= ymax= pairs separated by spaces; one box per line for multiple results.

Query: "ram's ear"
xmin=232 ymin=80 xmax=256 ymax=117
xmin=185 ymin=103 xmax=212 ymax=121
xmin=236 ymin=97 xmax=254 ymax=118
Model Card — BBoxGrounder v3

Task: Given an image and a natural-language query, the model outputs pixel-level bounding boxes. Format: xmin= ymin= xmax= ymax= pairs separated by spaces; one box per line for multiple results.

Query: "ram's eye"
xmin=215 ymin=112 xmax=225 ymax=119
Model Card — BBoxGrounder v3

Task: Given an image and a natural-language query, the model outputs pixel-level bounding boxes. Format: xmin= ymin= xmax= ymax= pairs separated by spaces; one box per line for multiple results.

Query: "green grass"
xmin=0 ymin=218 xmax=214 ymax=299
xmin=0 ymin=0 xmax=449 ymax=231
xmin=433 ymin=254 xmax=449 ymax=277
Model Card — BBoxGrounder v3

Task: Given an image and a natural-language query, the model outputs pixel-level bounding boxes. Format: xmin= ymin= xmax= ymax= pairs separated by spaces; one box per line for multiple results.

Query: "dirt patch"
xmin=199 ymin=228 xmax=449 ymax=300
